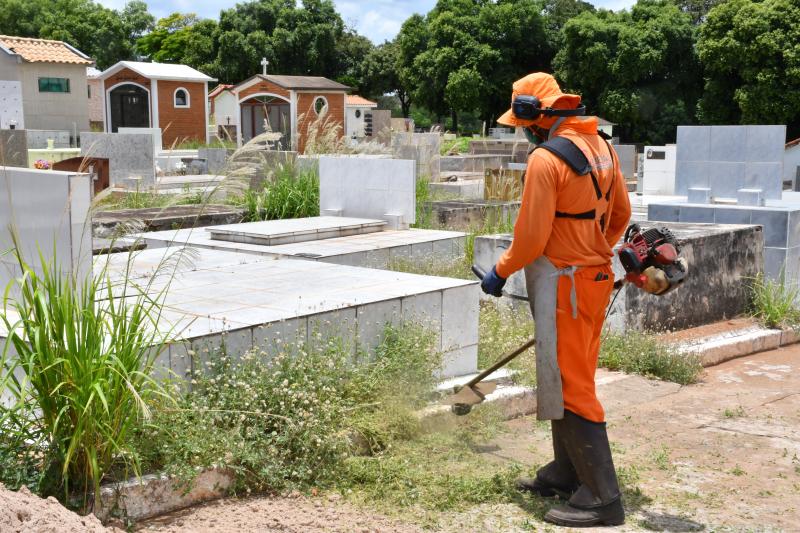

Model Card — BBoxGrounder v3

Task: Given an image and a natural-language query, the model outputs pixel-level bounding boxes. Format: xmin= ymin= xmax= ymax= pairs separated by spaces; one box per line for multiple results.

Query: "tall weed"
xmin=133 ymin=322 xmax=441 ymax=492
xmin=238 ymin=164 xmax=320 ymax=221
xmin=600 ymin=330 xmax=701 ymax=385
xmin=749 ymin=272 xmax=800 ymax=328
xmin=0 ymin=237 xmax=175 ymax=510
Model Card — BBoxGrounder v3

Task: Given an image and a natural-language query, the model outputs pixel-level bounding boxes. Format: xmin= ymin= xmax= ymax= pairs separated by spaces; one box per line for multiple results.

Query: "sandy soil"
xmin=137 ymin=492 xmax=424 ymax=533
xmin=137 ymin=345 xmax=800 ymax=532
xmin=0 ymin=484 xmax=114 ymax=533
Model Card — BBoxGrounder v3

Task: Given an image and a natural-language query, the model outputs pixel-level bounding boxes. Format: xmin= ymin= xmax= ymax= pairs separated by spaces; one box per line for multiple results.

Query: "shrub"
xmin=0 ymin=239 xmax=174 ymax=510
xmin=133 ymin=322 xmax=441 ymax=492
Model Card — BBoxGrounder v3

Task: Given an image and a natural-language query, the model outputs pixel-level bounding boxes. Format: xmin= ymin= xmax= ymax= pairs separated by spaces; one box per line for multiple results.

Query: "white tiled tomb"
xmin=96 ymin=247 xmax=479 ymax=378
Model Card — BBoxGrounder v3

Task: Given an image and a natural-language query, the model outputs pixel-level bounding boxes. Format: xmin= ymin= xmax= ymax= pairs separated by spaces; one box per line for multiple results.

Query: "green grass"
xmin=94 ymin=187 xmax=206 ymax=211
xmin=600 ymin=330 xmax=702 ymax=385
xmin=749 ymin=272 xmax=800 ymax=328
xmin=478 ymin=301 xmax=536 ymax=386
xmin=235 ymin=164 xmax=319 ymax=222
xmin=440 ymin=136 xmax=473 ymax=155
xmin=0 ymin=236 xmax=175 ymax=510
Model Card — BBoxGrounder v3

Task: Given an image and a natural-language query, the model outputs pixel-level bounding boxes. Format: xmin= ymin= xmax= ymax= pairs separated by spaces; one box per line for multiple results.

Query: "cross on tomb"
xmin=261 ymin=57 xmax=269 ymax=76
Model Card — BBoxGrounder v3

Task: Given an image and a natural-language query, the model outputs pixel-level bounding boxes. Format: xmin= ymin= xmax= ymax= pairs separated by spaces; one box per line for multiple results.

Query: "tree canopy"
xmin=0 ymin=0 xmax=797 ymax=140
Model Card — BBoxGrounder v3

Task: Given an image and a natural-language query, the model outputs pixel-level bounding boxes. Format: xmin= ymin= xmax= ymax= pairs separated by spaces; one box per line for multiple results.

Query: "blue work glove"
xmin=480 ymin=266 xmax=507 ymax=297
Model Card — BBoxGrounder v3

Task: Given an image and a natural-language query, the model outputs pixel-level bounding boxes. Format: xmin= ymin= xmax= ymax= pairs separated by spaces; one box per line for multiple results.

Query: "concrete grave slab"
xmin=206 ymin=216 xmax=387 ymax=246
xmin=391 ymin=132 xmax=440 ymax=181
xmin=26 ymin=130 xmax=70 ymax=149
xmin=136 ymin=225 xmax=466 ymax=269
xmin=0 ymin=166 xmax=92 ymax=297
xmin=676 ymin=125 xmax=786 ymax=200
xmin=95 ymin=247 xmax=479 ymax=378
xmin=0 ymin=129 xmax=27 ymax=167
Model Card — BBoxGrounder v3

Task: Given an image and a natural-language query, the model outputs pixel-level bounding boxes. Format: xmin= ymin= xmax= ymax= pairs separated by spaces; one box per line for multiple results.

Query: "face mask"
xmin=523 ymin=127 xmax=542 ymax=145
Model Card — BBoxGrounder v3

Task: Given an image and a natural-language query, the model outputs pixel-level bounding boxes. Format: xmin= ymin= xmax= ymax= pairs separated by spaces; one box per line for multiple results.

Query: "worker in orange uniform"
xmin=480 ymin=73 xmax=631 ymax=527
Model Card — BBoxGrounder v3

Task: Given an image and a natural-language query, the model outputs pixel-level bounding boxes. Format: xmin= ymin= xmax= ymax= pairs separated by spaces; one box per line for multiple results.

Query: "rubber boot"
xmin=544 ymin=410 xmax=625 ymax=527
xmin=515 ymin=418 xmax=579 ymax=498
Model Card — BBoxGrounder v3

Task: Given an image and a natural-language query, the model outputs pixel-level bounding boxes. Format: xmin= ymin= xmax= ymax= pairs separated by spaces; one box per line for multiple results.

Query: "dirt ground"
xmin=137 ymin=491 xmax=423 ymax=533
xmin=138 ymin=345 xmax=800 ymax=532
xmin=0 ymin=484 xmax=117 ymax=533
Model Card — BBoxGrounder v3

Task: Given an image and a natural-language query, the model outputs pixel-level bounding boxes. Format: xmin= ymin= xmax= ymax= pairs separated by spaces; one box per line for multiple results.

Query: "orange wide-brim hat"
xmin=497 ymin=73 xmax=581 ymax=127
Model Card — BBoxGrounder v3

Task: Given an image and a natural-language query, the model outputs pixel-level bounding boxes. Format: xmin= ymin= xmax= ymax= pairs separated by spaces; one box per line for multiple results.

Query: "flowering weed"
xmin=134 ymin=322 xmax=442 ymax=493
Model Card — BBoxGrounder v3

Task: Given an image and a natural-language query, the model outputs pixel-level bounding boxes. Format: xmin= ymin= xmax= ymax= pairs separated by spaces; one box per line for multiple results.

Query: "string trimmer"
xmin=442 ymin=265 xmax=536 ymax=416
xmin=445 ymin=264 xmax=629 ymax=416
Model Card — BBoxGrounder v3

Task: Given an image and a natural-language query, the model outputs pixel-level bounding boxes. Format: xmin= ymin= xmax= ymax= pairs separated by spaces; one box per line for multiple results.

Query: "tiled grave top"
xmin=261 ymin=228 xmax=462 ymax=258
xmin=206 ymin=216 xmax=387 ymax=246
xmin=95 ymin=247 xmax=476 ymax=339
xmin=136 ymin=226 xmax=464 ymax=259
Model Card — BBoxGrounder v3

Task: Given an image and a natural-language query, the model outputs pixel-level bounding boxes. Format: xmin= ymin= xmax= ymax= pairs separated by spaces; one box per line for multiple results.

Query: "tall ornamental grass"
xmin=240 ymin=163 xmax=320 ymax=221
xmin=0 ymin=238 xmax=174 ymax=511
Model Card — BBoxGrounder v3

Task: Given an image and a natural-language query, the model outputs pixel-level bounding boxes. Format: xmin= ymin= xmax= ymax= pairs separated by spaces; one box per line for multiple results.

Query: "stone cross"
xmin=261 ymin=57 xmax=269 ymax=76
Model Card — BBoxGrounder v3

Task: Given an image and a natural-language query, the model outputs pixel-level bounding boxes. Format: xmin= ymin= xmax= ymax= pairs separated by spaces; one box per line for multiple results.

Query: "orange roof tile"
xmin=0 ymin=35 xmax=92 ymax=65
xmin=209 ymin=84 xmax=234 ymax=99
xmin=346 ymin=95 xmax=378 ymax=107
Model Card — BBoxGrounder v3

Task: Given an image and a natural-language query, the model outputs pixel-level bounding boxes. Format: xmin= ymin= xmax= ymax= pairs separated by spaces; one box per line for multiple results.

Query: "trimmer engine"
xmin=617 ymin=224 xmax=688 ymax=295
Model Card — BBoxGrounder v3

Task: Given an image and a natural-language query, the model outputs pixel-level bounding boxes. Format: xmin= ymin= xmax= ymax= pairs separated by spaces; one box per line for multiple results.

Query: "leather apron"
xmin=523 ymin=256 xmax=580 ymax=420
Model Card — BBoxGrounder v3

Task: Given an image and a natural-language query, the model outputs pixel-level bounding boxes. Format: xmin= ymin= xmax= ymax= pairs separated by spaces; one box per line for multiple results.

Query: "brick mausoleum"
xmin=97 ymin=61 xmax=215 ymax=148
xmin=230 ymin=74 xmax=350 ymax=153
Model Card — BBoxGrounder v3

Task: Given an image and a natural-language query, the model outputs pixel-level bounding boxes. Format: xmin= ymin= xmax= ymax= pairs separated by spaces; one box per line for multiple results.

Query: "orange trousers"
xmin=555 ymin=263 xmax=614 ymax=423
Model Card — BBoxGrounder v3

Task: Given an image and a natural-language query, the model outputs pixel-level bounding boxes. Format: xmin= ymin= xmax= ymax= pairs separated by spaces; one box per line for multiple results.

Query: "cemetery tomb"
xmin=474 ymin=222 xmax=764 ymax=332
xmin=429 ymin=178 xmax=484 ymax=200
xmin=675 ymin=125 xmax=786 ymax=201
xmin=641 ymin=145 xmax=677 ymax=195
xmin=135 ymin=222 xmax=466 ymax=269
xmin=81 ymin=132 xmax=157 ymax=188
xmin=0 ymin=166 xmax=92 ymax=297
xmin=647 ymin=201 xmax=800 ymax=281
xmin=207 ymin=216 xmax=387 ymax=246
xmin=95 ymin=247 xmax=480 ymax=378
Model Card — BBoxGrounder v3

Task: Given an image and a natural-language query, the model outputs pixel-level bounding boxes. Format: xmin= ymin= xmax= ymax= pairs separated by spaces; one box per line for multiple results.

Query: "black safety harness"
xmin=532 ymin=135 xmax=618 ymax=231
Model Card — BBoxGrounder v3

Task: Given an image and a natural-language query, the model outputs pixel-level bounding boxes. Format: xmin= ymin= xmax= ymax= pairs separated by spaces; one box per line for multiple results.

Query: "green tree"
xmin=697 ymin=0 xmax=800 ymax=137
xmin=359 ymin=41 xmax=412 ymax=116
xmin=136 ymin=13 xmax=200 ymax=62
xmin=397 ymin=0 xmax=551 ymax=132
xmin=0 ymin=0 xmax=152 ymax=68
xmin=335 ymin=30 xmax=374 ymax=90
xmin=554 ymin=0 xmax=701 ymax=144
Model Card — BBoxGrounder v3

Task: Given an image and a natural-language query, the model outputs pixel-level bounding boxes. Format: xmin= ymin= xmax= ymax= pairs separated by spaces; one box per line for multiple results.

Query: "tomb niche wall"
xmin=675 ymin=125 xmax=786 ymax=200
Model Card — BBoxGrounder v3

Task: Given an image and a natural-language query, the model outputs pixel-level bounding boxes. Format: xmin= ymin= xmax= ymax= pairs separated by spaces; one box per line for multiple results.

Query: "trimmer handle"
xmin=471 ymin=265 xmax=487 ymax=281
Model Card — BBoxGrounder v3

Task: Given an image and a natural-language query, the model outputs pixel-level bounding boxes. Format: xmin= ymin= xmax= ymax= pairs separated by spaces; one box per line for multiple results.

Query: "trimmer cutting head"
xmin=443 ymin=382 xmax=498 ymax=416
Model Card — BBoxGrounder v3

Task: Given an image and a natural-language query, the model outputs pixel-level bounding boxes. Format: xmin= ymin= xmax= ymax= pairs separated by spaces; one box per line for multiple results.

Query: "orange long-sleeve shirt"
xmin=495 ymin=117 xmax=632 ymax=279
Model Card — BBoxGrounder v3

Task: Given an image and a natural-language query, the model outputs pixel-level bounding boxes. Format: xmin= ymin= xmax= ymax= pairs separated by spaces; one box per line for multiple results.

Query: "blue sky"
xmin=97 ymin=0 xmax=636 ymax=44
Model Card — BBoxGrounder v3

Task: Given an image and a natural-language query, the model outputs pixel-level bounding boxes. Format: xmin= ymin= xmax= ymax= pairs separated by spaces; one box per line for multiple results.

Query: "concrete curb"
xmin=681 ymin=325 xmax=799 ymax=367
xmin=96 ymin=467 xmax=235 ymax=523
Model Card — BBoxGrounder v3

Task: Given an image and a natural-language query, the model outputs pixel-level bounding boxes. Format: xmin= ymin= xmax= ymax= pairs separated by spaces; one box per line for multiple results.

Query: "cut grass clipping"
xmin=600 ymin=331 xmax=701 ymax=385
